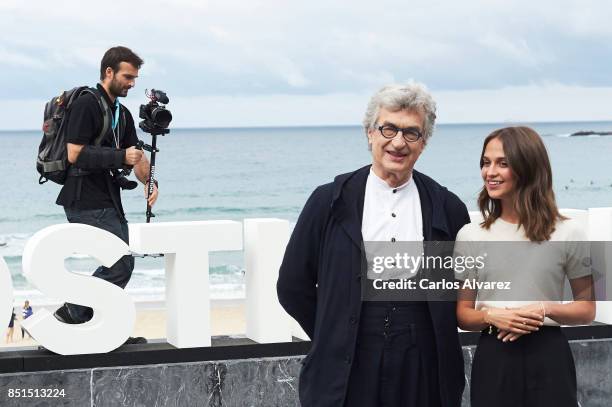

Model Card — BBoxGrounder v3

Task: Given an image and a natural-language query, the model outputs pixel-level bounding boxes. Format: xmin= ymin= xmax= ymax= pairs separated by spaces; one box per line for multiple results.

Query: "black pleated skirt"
xmin=344 ymin=302 xmax=441 ymax=407
xmin=471 ymin=326 xmax=577 ymax=407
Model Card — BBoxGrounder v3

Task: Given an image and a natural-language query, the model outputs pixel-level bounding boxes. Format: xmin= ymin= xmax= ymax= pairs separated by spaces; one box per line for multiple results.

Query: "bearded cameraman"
xmin=54 ymin=47 xmax=158 ymax=343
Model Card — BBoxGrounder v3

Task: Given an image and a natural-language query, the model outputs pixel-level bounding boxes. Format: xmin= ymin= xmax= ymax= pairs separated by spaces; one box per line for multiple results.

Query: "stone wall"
xmin=1 ymin=338 xmax=610 ymax=406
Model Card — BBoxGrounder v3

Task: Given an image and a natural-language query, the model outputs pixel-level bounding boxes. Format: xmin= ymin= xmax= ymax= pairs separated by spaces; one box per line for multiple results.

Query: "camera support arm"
xmin=135 ymin=138 xmax=160 ymax=223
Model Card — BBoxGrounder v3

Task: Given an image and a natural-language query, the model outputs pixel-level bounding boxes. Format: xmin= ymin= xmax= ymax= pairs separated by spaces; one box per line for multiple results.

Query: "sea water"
xmin=1 ymin=122 xmax=611 ymax=303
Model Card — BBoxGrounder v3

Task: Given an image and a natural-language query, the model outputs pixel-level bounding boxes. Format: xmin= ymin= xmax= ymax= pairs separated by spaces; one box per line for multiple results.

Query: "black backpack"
xmin=37 ymin=87 xmax=111 ymax=185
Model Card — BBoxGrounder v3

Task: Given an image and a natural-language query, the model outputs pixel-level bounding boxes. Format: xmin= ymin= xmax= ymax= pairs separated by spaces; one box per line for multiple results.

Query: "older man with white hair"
xmin=277 ymin=83 xmax=470 ymax=407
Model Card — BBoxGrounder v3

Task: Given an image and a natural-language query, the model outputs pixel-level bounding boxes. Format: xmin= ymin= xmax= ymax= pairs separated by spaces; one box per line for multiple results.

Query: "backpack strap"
xmin=81 ymin=88 xmax=111 ymax=147
xmin=67 ymin=88 xmax=113 ymax=179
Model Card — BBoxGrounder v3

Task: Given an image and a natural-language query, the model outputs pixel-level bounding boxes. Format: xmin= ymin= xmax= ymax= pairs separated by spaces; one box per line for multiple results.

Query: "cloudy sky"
xmin=1 ymin=0 xmax=612 ymax=130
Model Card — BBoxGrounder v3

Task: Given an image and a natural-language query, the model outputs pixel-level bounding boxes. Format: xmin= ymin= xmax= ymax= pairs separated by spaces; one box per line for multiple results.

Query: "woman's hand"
xmin=493 ymin=303 xmax=546 ymax=342
xmin=484 ymin=307 xmax=544 ymax=337
xmin=513 ymin=302 xmax=548 ymax=318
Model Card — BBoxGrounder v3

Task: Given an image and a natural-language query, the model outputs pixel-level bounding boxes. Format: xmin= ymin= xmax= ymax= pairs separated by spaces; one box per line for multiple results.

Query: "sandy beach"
xmin=1 ymin=300 xmax=246 ymax=349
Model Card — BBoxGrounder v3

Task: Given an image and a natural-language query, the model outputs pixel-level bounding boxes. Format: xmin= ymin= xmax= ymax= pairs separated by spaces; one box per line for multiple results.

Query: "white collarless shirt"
xmin=361 ymin=168 xmax=423 ymax=242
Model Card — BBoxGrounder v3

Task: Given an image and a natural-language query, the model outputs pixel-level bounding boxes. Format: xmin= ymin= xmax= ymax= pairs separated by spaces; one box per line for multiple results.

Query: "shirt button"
xmin=356 ymin=274 xmax=362 ymax=281
xmin=349 ymin=316 xmax=357 ymax=325
xmin=391 ymin=213 xmax=396 ymax=217
xmin=391 ymin=237 xmax=396 ymax=242
xmin=392 ymin=189 xmax=397 ymax=193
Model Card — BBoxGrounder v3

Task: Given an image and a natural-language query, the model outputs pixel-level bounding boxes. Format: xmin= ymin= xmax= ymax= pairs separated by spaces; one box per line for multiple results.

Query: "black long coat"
xmin=277 ymin=165 xmax=471 ymax=407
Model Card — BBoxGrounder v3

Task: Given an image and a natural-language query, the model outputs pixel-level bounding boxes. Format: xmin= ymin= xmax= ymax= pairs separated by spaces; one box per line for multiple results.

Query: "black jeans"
xmin=63 ymin=207 xmax=134 ymax=323
xmin=344 ymin=302 xmax=441 ymax=407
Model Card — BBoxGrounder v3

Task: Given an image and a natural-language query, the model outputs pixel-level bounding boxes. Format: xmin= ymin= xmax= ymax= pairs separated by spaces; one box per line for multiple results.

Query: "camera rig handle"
xmin=136 ymin=140 xmax=159 ymax=153
xmin=135 ymin=139 xmax=159 ymax=223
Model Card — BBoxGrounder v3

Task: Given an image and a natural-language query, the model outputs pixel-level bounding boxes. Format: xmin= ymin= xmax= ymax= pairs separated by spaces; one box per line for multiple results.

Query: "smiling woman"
xmin=481 ymin=137 xmax=515 ymax=202
xmin=477 ymin=126 xmax=561 ymax=241
xmin=456 ymin=126 xmax=596 ymax=407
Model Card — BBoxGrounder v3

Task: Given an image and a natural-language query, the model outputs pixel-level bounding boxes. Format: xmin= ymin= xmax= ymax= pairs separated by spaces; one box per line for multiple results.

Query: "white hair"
xmin=362 ymin=82 xmax=437 ymax=143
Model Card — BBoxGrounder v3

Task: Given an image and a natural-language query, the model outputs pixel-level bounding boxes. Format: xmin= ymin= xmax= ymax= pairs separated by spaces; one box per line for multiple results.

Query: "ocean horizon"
xmin=4 ymin=119 xmax=612 ymax=134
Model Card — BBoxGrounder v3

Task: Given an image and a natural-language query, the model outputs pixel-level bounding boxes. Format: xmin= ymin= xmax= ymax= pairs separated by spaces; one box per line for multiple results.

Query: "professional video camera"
xmin=111 ymin=89 xmax=173 ymax=192
xmin=139 ymin=89 xmax=172 ymax=135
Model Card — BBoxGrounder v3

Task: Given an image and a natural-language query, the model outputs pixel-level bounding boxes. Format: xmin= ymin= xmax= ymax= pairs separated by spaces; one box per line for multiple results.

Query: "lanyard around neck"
xmin=111 ymin=99 xmax=120 ymax=131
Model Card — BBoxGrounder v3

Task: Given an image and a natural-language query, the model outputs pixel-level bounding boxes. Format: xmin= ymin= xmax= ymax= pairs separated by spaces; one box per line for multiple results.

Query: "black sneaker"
xmin=53 ymin=305 xmax=82 ymax=324
xmin=123 ymin=336 xmax=147 ymax=345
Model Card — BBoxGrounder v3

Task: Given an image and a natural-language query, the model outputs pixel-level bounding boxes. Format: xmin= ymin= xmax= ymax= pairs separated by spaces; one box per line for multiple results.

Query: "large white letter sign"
xmin=588 ymin=208 xmax=612 ymax=324
xmin=21 ymin=224 xmax=135 ymax=355
xmin=1 ymin=256 xmax=14 ymax=339
xmin=244 ymin=219 xmax=292 ymax=343
xmin=130 ymin=221 xmax=242 ymax=348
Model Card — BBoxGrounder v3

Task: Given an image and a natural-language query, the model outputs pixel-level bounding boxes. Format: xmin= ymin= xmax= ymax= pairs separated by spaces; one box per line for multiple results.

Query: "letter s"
xmin=21 ymin=224 xmax=135 ymax=355
xmin=476 ymin=256 xmax=486 ymax=269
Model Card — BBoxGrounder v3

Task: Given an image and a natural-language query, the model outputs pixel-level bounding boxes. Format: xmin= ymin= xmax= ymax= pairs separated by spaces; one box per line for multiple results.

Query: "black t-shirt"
xmin=56 ymin=84 xmax=138 ymax=211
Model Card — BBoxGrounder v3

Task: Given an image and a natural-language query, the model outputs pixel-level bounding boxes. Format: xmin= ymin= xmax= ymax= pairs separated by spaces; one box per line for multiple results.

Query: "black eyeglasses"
xmin=377 ymin=125 xmax=423 ymax=142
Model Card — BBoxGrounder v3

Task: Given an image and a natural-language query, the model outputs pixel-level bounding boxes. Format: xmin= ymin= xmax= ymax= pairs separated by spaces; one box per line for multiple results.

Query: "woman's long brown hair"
xmin=477 ymin=126 xmax=565 ymax=241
